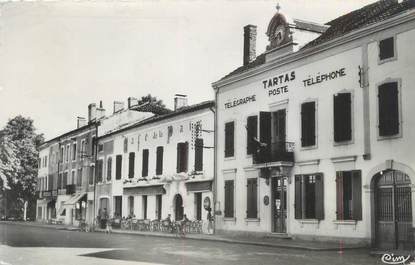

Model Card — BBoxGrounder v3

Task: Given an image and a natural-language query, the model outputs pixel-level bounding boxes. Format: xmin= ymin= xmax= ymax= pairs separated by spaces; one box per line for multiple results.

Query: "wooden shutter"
xmin=224 ymin=122 xmax=234 ymax=157
xmin=107 ymin=158 xmax=112 ymax=181
xmin=259 ymin=112 xmax=271 ymax=146
xmin=336 ymin=171 xmax=344 ymax=220
xmin=183 ymin=142 xmax=189 ymax=172
xmin=128 ymin=152 xmax=135 ymax=178
xmin=176 ymin=143 xmax=181 ymax=173
xmin=156 ymin=147 xmax=163 ymax=175
xmin=315 ymin=173 xmax=324 ymax=220
xmin=378 ymin=82 xmax=399 ymax=136
xmin=96 ymin=160 xmax=103 ymax=182
xmin=334 ymin=93 xmax=352 ymax=142
xmin=246 ymin=116 xmax=258 ymax=155
xmin=246 ymin=178 xmax=257 ymax=218
xmin=48 ymin=175 xmax=53 ymax=190
xmin=294 ymin=175 xmax=302 ymax=219
xmin=142 ymin=149 xmax=149 ymax=177
xmin=224 ymin=180 xmax=234 ymax=218
xmin=115 ymin=155 xmax=122 ymax=180
xmin=379 ymin=37 xmax=394 ymax=60
xmin=352 ymin=170 xmax=362 ymax=220
xmin=195 ymin=139 xmax=203 ymax=172
xmin=301 ymin=102 xmax=315 ymax=147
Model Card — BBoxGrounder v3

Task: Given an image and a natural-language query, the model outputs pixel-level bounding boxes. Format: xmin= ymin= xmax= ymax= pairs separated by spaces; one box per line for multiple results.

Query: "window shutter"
xmin=246 ymin=179 xmax=257 ymax=218
xmin=107 ymin=158 xmax=112 ymax=181
xmin=142 ymin=149 xmax=149 ymax=177
xmin=301 ymin=102 xmax=315 ymax=147
xmin=294 ymin=175 xmax=302 ymax=219
xmin=176 ymin=143 xmax=181 ymax=173
xmin=334 ymin=93 xmax=352 ymax=142
xmin=259 ymin=112 xmax=272 ymax=146
xmin=336 ymin=171 xmax=344 ymax=220
xmin=351 ymin=170 xmax=362 ymax=220
xmin=246 ymin=116 xmax=258 ymax=155
xmin=156 ymin=147 xmax=163 ymax=175
xmin=194 ymin=139 xmax=203 ymax=171
xmin=48 ymin=175 xmax=53 ymax=190
xmin=378 ymin=82 xmax=399 ymax=136
xmin=315 ymin=174 xmax=324 ymax=220
xmin=183 ymin=142 xmax=189 ymax=172
xmin=128 ymin=153 xmax=135 ymax=178
xmin=379 ymin=37 xmax=394 ymax=60
xmin=229 ymin=180 xmax=234 ymax=217
xmin=225 ymin=122 xmax=235 ymax=157
xmin=224 ymin=180 xmax=234 ymax=218
xmin=115 ymin=155 xmax=122 ymax=180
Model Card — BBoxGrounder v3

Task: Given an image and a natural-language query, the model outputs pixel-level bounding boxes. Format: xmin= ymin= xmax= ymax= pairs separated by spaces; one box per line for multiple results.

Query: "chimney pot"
xmin=243 ymin=24 xmax=257 ymax=66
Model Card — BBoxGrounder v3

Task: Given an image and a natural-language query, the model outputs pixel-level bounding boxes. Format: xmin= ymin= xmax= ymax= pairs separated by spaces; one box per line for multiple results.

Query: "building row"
xmin=37 ymin=0 xmax=415 ymax=250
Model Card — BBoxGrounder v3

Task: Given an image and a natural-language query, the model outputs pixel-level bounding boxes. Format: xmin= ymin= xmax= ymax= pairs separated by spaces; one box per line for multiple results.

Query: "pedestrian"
xmin=207 ymin=209 xmax=214 ymax=235
xmin=100 ymin=208 xmax=108 ymax=229
xmin=106 ymin=216 xmax=112 ymax=234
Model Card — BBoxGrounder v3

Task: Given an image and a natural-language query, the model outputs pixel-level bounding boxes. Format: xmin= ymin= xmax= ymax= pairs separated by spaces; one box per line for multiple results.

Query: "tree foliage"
xmin=0 ymin=116 xmax=44 ymax=218
xmin=138 ymin=94 xmax=166 ymax=108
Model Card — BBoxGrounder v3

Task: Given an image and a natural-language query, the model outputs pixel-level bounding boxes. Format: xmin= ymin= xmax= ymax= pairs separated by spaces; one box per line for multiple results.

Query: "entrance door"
xmin=375 ymin=170 xmax=412 ymax=250
xmin=272 ymin=177 xmax=287 ymax=233
xmin=174 ymin=194 xmax=184 ymax=221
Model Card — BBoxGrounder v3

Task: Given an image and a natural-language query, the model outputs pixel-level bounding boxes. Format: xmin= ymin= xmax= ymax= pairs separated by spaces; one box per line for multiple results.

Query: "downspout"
xmin=212 ymin=86 xmax=219 ymax=234
xmin=92 ymin=121 xmax=99 ymax=228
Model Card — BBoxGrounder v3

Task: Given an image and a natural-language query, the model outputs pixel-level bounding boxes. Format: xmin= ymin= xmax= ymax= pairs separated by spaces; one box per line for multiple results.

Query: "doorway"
xmin=271 ymin=176 xmax=287 ymax=233
xmin=174 ymin=194 xmax=184 ymax=221
xmin=374 ymin=170 xmax=412 ymax=250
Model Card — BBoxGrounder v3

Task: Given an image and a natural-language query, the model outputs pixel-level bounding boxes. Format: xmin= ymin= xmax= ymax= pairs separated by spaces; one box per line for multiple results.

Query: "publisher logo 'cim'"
xmin=381 ymin=254 xmax=414 ymax=265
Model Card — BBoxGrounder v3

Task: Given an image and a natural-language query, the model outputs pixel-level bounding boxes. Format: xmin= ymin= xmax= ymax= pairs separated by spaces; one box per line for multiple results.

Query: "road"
xmin=0 ymin=223 xmax=383 ymax=265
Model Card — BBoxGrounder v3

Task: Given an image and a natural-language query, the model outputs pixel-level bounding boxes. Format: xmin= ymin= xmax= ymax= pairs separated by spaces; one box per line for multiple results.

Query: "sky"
xmin=0 ymin=0 xmax=378 ymax=140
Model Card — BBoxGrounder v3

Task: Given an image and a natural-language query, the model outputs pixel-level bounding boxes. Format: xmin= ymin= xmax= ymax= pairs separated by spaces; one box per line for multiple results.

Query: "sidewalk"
xmin=2 ymin=221 xmax=367 ymax=251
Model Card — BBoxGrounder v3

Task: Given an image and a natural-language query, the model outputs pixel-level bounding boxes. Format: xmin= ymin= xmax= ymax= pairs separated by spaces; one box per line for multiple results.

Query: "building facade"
xmin=96 ymin=98 xmax=215 ymax=232
xmin=212 ymin=0 xmax=415 ymax=250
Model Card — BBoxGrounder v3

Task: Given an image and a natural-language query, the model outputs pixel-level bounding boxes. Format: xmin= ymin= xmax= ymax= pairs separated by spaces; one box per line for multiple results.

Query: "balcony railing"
xmin=66 ymin=184 xmax=76 ymax=195
xmin=253 ymin=141 xmax=294 ymax=164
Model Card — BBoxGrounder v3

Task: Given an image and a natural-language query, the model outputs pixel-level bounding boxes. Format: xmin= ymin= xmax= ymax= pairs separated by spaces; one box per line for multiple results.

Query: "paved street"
xmin=0 ymin=223 xmax=382 ymax=265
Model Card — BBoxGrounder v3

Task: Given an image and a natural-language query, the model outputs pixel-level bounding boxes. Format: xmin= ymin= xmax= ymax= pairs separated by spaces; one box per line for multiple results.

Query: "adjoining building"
xmin=212 ymin=0 xmax=415 ymax=250
xmin=96 ymin=96 xmax=214 ymax=231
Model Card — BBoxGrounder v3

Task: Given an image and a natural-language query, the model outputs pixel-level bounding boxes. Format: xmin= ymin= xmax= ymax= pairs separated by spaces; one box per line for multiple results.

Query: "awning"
xmin=64 ymin=192 xmax=87 ymax=205
xmin=185 ymin=180 xmax=212 ymax=192
xmin=123 ymin=185 xmax=165 ymax=196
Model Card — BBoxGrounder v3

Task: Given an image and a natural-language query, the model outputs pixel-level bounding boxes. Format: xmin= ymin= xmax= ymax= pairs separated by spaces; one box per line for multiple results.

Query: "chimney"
xmin=113 ymin=101 xmax=124 ymax=114
xmin=96 ymin=100 xmax=106 ymax=120
xmin=88 ymin=103 xmax=96 ymax=123
xmin=128 ymin=97 xmax=139 ymax=109
xmin=77 ymin=117 xmax=86 ymax=128
xmin=243 ymin=24 xmax=257 ymax=66
xmin=174 ymin=94 xmax=188 ymax=111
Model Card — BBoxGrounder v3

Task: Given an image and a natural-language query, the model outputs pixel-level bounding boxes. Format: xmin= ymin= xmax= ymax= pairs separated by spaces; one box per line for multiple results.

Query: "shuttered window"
xmin=156 ymin=146 xmax=164 ymax=175
xmin=77 ymin=168 xmax=82 ymax=186
xmin=115 ymin=155 xmax=122 ymax=180
xmin=195 ymin=192 xmax=202 ymax=221
xmin=246 ymin=116 xmax=258 ymax=155
xmin=301 ymin=101 xmax=316 ymax=147
xmin=336 ymin=170 xmax=362 ymax=220
xmin=194 ymin=139 xmax=203 ymax=171
xmin=142 ymin=149 xmax=149 ymax=177
xmin=224 ymin=122 xmax=234 ymax=157
xmin=334 ymin=93 xmax=352 ymax=142
xmin=63 ymin=172 xmax=68 ymax=187
xmin=378 ymin=82 xmax=399 ymax=136
xmin=294 ymin=173 xmax=324 ymax=220
xmin=224 ymin=180 xmax=234 ymax=218
xmin=176 ymin=142 xmax=188 ymax=173
xmin=379 ymin=37 xmax=394 ymax=61
xmin=89 ymin=167 xmax=94 ymax=185
xmin=246 ymin=178 xmax=258 ymax=218
xmin=128 ymin=152 xmax=135 ymax=178
xmin=96 ymin=159 xmax=103 ymax=182
xmin=259 ymin=112 xmax=271 ymax=146
xmin=106 ymin=157 xmax=112 ymax=181
xmin=48 ymin=175 xmax=53 ymax=190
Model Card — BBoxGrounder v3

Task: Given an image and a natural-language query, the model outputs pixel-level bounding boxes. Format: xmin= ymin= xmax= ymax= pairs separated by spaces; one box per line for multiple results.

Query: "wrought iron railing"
xmin=253 ymin=141 xmax=294 ymax=164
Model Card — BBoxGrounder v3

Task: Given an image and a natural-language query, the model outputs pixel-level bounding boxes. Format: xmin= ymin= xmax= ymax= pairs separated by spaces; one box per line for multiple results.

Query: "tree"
xmin=137 ymin=94 xmax=166 ymax=108
xmin=0 ymin=116 xmax=44 ymax=219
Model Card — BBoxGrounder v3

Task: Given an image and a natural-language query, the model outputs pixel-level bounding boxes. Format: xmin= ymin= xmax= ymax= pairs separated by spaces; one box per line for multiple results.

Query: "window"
xmin=98 ymin=144 xmax=104 ymax=153
xmin=156 ymin=195 xmax=162 ymax=220
xmin=246 ymin=178 xmax=258 ymax=218
xmin=71 ymin=170 xmax=75 ymax=185
xmin=91 ymin=136 xmax=96 ymax=156
xmin=142 ymin=195 xmax=148 ymax=219
xmin=107 ymin=157 xmax=112 ymax=181
xmin=63 ymin=172 xmax=68 ymax=187
xmin=60 ymin=147 xmax=64 ymax=162
xmin=176 ymin=142 xmax=188 ymax=173
xmin=72 ymin=143 xmax=77 ymax=161
xmin=336 ymin=170 xmax=362 ymax=220
xmin=295 ymin=173 xmax=324 ymax=220
xmin=96 ymin=159 xmax=103 ymax=182
xmin=301 ymin=101 xmax=316 ymax=147
xmin=45 ymin=156 xmax=48 ymax=167
xmin=114 ymin=196 xmax=122 ymax=217
xmin=246 ymin=116 xmax=258 ymax=155
xmin=123 ymin=138 xmax=128 ymax=153
xmin=89 ymin=166 xmax=94 ymax=185
xmin=115 ymin=155 xmax=122 ymax=180
xmin=80 ymin=140 xmax=86 ymax=160
xmin=334 ymin=93 xmax=352 ymax=142
xmin=195 ymin=192 xmax=202 ymax=221
xmin=194 ymin=139 xmax=203 ymax=172
xmin=66 ymin=145 xmax=70 ymax=162
xmin=77 ymin=168 xmax=82 ymax=187
xmin=224 ymin=122 xmax=235 ymax=157
xmin=58 ymin=173 xmax=62 ymax=189
xmin=378 ymin=82 xmax=400 ymax=137
xmin=224 ymin=180 xmax=234 ymax=218
xmin=156 ymin=146 xmax=163 ymax=175
xmin=128 ymin=152 xmax=135 ymax=178
xmin=379 ymin=37 xmax=395 ymax=61
xmin=142 ymin=149 xmax=149 ymax=177
xmin=128 ymin=196 xmax=134 ymax=217
xmin=48 ymin=175 xmax=53 ymax=190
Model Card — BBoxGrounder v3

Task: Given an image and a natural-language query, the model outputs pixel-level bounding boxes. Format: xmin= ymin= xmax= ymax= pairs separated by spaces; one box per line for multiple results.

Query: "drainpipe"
xmin=212 ymin=86 xmax=219 ymax=234
xmin=92 ymin=121 xmax=99 ymax=229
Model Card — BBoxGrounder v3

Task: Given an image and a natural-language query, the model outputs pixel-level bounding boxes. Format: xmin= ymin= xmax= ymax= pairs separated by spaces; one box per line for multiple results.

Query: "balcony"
xmin=66 ymin=184 xmax=76 ymax=195
xmin=253 ymin=141 xmax=294 ymax=165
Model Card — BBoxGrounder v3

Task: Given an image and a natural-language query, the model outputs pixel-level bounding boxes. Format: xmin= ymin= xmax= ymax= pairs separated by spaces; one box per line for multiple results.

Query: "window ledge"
xmin=245 ymin=218 xmax=260 ymax=222
xmin=300 ymin=145 xmax=318 ymax=151
xmin=333 ymin=140 xmax=354 ymax=146
xmin=298 ymin=219 xmax=320 ymax=224
xmin=224 ymin=156 xmax=236 ymax=161
xmin=333 ymin=220 xmax=357 ymax=225
xmin=223 ymin=217 xmax=236 ymax=222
